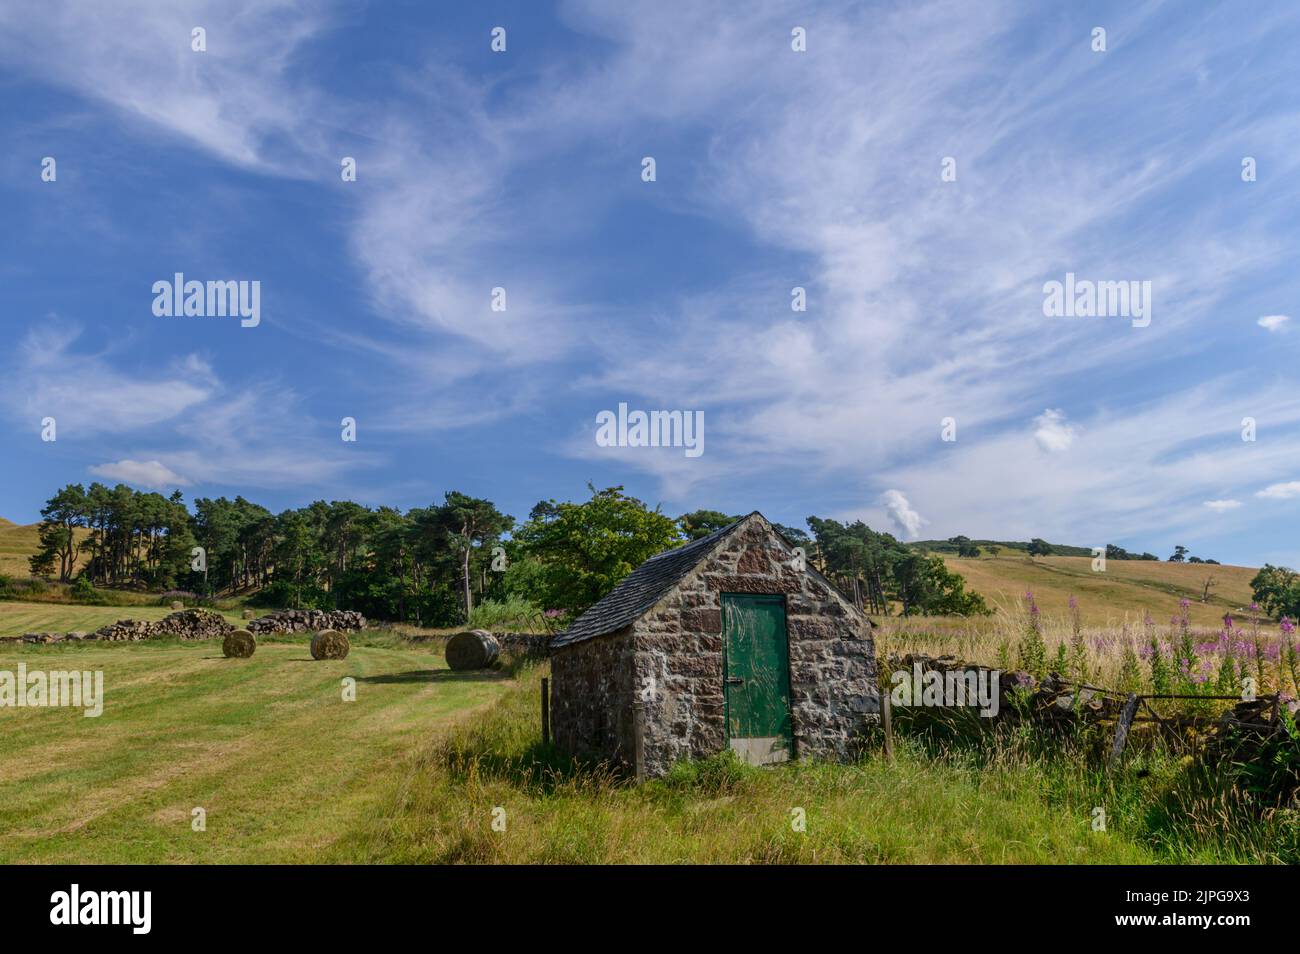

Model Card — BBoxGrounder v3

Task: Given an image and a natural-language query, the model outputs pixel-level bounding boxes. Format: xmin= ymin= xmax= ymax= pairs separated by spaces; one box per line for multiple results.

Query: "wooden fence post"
xmin=1107 ymin=692 xmax=1140 ymax=771
xmin=881 ymin=686 xmax=895 ymax=762
xmin=632 ymin=698 xmax=647 ymax=782
xmin=540 ymin=677 xmax=550 ymax=747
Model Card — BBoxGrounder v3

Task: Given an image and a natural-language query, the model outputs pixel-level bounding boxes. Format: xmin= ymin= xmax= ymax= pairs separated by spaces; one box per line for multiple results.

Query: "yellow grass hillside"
xmin=0 ymin=519 xmax=41 ymax=578
xmin=939 ymin=553 xmax=1260 ymax=630
xmin=0 ymin=518 xmax=91 ymax=578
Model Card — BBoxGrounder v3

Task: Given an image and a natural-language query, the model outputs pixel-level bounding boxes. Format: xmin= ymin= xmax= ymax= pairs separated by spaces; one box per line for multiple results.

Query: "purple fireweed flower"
xmin=1180 ymin=598 xmax=1191 ymax=610
xmin=1281 ymin=617 xmax=1296 ymax=636
xmin=1068 ymin=595 xmax=1078 ymax=610
xmin=1222 ymin=612 xmax=1233 ymax=629
xmin=1024 ymin=590 xmax=1040 ymax=619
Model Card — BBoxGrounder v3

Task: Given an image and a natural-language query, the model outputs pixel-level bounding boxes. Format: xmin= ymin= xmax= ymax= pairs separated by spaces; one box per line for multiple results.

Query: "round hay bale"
xmin=170 ymin=601 xmax=184 ymax=611
xmin=310 ymin=629 xmax=350 ymax=660
xmin=222 ymin=629 xmax=256 ymax=658
xmin=446 ymin=629 xmax=500 ymax=671
xmin=241 ymin=609 xmax=256 ymax=620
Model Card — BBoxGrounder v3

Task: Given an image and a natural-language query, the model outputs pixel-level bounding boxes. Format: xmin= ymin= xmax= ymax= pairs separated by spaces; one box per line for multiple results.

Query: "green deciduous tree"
xmin=511 ymin=484 xmax=681 ymax=617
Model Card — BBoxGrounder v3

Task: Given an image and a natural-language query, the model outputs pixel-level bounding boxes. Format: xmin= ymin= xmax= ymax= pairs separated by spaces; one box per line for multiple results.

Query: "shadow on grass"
xmin=357 ymin=669 xmax=509 ymax=684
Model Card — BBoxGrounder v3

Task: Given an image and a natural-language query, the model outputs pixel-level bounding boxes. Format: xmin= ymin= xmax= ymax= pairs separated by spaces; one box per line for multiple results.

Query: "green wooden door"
xmin=722 ymin=593 xmax=794 ymax=765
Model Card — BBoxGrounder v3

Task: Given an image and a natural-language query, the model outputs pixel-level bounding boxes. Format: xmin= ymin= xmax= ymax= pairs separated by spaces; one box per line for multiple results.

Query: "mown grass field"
xmin=0 ymin=600 xmax=246 ymax=636
xmin=0 ymin=634 xmax=511 ymax=863
xmin=2 ymin=638 xmax=1293 ymax=863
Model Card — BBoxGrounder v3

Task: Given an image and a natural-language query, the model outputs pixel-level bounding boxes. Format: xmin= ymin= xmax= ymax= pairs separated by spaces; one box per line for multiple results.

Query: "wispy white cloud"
xmin=1256 ymin=481 xmax=1300 ymax=500
xmin=90 ymin=459 xmax=191 ymax=489
xmin=0 ymin=1 xmax=337 ymax=172
xmin=6 ymin=0 xmax=1300 ymax=561
xmin=1258 ymin=314 xmax=1290 ymax=332
xmin=3 ymin=323 xmax=373 ymax=493
xmin=5 ymin=323 xmax=215 ymax=432
xmin=1203 ymin=499 xmax=1242 ymax=513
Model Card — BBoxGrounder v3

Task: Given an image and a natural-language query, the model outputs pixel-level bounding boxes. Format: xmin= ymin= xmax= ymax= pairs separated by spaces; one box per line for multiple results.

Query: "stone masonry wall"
xmin=632 ymin=517 xmax=877 ymax=777
xmin=549 ymin=624 xmax=636 ymax=764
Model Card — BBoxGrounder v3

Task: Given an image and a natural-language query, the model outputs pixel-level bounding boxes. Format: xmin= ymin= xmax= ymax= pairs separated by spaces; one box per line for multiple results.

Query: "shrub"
xmin=467 ymin=597 xmax=554 ymax=633
xmin=69 ymin=576 xmax=106 ymax=605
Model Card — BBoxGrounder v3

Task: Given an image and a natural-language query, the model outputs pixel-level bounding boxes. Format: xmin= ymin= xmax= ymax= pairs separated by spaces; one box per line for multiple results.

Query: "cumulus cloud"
xmin=91 ymin=459 xmax=191 ymax=489
xmin=1033 ymin=409 xmax=1077 ymax=453
xmin=1256 ymin=481 xmax=1300 ymax=500
xmin=882 ymin=489 xmax=926 ymax=540
xmin=1258 ymin=314 xmax=1290 ymax=332
xmin=1202 ymin=499 xmax=1242 ymax=513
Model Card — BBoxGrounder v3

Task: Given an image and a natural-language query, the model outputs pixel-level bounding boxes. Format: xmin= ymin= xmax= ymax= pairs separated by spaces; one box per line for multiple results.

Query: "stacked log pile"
xmin=91 ymin=609 xmax=234 ymax=642
xmin=3 ymin=610 xmax=233 ymax=644
xmin=246 ymin=609 xmax=366 ymax=635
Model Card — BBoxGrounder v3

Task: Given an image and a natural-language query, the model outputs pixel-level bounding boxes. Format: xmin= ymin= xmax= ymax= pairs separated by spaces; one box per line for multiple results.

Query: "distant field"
xmin=0 ymin=600 xmax=245 ymax=636
xmin=937 ymin=554 xmax=1259 ymax=630
xmin=0 ymin=636 xmax=512 ymax=863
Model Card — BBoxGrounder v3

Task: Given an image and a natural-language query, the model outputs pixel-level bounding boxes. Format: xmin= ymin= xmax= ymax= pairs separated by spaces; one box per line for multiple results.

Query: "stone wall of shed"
xmin=549 ymin=625 xmax=636 ymax=765
xmin=633 ymin=519 xmax=878 ymax=777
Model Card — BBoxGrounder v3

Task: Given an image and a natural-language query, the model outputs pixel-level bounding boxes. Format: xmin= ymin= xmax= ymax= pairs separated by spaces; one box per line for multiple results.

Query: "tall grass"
xmin=879 ymin=594 xmax=1300 ymax=707
xmin=334 ymin=662 xmax=1298 ymax=864
xmin=466 ymin=597 xmax=555 ymax=634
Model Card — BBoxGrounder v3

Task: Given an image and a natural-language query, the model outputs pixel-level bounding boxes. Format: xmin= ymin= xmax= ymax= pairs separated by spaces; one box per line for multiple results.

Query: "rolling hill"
xmin=937 ymin=552 xmax=1260 ymax=630
xmin=0 ymin=518 xmax=42 ymax=578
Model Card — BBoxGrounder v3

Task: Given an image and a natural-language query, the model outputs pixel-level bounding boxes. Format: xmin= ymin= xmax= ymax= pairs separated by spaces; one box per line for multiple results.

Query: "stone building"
xmin=549 ymin=512 xmax=878 ymax=777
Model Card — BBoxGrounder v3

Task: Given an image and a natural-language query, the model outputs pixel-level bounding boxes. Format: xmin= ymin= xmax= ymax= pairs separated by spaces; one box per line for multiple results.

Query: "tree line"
xmin=26 ymin=482 xmax=989 ymax=624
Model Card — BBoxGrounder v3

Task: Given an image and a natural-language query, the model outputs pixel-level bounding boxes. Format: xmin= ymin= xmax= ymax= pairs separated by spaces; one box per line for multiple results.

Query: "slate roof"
xmin=550 ymin=513 xmax=755 ymax=649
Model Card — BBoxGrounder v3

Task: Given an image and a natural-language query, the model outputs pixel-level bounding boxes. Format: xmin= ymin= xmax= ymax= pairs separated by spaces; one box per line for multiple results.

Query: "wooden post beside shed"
xmin=541 ymin=677 xmax=550 ymax=747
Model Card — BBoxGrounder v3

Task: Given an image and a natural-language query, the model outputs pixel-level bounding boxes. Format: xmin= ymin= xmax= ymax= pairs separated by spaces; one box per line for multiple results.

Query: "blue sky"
xmin=2 ymin=0 xmax=1300 ymax=566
